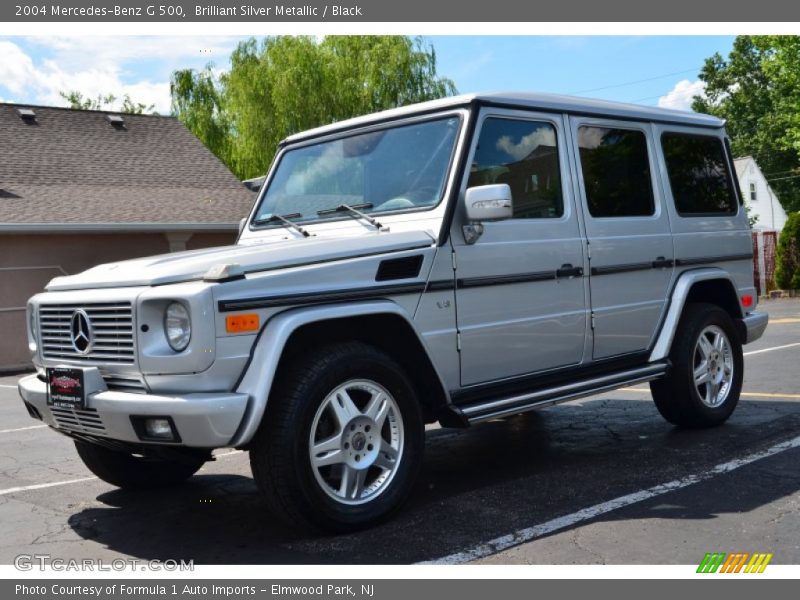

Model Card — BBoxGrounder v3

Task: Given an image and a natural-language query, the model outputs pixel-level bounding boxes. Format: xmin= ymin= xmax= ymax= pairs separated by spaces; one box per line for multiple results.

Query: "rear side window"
xmin=577 ymin=126 xmax=655 ymax=218
xmin=468 ymin=117 xmax=563 ymax=219
xmin=661 ymin=133 xmax=737 ymax=215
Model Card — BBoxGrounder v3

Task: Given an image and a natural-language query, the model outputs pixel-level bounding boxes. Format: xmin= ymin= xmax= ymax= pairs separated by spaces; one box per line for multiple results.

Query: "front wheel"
xmin=650 ymin=302 xmax=744 ymax=428
xmin=249 ymin=342 xmax=424 ymax=532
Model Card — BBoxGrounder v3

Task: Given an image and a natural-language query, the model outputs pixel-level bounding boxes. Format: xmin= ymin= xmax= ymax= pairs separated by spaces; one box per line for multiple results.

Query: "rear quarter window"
xmin=661 ymin=132 xmax=738 ymax=216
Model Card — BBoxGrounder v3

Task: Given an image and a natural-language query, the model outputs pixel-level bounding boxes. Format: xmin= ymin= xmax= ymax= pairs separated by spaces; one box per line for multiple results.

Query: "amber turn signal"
xmin=226 ymin=313 xmax=260 ymax=333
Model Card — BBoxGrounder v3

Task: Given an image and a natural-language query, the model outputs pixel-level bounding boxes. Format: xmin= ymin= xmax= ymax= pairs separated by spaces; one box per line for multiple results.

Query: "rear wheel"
xmin=249 ymin=341 xmax=424 ymax=532
xmin=74 ymin=441 xmax=206 ymax=489
xmin=650 ymin=303 xmax=743 ymax=428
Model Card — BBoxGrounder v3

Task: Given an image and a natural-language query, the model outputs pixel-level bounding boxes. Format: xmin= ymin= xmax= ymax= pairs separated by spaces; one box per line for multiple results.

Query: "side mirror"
xmin=238 ymin=217 xmax=247 ymax=235
xmin=465 ymin=184 xmax=513 ymax=222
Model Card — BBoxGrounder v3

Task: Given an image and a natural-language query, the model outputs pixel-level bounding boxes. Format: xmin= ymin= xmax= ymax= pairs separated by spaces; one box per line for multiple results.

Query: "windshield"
xmin=252 ymin=116 xmax=461 ymax=228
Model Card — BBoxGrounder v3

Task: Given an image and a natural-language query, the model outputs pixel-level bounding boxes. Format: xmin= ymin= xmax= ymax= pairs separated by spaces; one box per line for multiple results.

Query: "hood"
xmin=46 ymin=231 xmax=436 ymax=291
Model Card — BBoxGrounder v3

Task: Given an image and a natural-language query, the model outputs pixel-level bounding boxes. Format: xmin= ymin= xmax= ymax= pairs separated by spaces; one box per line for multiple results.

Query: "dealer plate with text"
xmin=46 ymin=367 xmax=85 ymax=410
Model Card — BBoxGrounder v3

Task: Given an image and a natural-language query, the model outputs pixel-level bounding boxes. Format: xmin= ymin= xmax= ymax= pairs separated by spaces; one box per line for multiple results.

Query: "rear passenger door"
xmin=569 ymin=118 xmax=674 ymax=360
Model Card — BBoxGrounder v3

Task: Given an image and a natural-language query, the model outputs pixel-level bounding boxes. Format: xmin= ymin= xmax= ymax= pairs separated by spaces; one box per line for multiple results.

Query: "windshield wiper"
xmin=317 ymin=203 xmax=387 ymax=231
xmin=253 ymin=212 xmax=313 ymax=237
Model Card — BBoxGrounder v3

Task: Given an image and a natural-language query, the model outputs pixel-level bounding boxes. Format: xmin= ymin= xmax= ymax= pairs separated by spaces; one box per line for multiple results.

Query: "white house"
xmin=734 ymin=156 xmax=788 ymax=231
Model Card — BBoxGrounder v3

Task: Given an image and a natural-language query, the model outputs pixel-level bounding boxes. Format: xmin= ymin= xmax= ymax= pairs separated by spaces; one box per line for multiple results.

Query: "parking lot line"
xmin=740 ymin=391 xmax=800 ymax=399
xmin=620 ymin=387 xmax=800 ymax=399
xmin=744 ymin=342 xmax=800 ymax=356
xmin=768 ymin=318 xmax=800 ymax=324
xmin=214 ymin=449 xmax=244 ymax=458
xmin=0 ymin=424 xmax=47 ymax=434
xmin=421 ymin=433 xmax=800 ymax=565
xmin=0 ymin=477 xmax=97 ymax=497
xmin=0 ymin=384 xmax=18 ymax=389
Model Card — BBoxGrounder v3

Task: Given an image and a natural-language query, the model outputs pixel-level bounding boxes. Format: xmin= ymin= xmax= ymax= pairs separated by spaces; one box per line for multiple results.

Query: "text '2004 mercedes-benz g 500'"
xmin=19 ymin=93 xmax=768 ymax=531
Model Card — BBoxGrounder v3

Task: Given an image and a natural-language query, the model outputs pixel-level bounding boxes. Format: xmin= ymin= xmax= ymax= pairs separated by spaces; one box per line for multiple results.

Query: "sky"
xmin=0 ymin=36 xmax=735 ymax=115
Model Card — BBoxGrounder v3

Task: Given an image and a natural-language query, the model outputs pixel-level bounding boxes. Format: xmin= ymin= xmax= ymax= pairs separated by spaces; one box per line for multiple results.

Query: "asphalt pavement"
xmin=0 ymin=299 xmax=798 ymax=565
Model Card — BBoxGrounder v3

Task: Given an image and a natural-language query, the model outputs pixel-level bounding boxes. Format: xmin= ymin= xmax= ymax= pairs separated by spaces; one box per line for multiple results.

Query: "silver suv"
xmin=18 ymin=93 xmax=768 ymax=531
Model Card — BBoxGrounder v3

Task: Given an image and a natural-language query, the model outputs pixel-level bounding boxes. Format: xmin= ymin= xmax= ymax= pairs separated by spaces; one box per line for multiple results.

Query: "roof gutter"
xmin=0 ymin=223 xmax=239 ymax=233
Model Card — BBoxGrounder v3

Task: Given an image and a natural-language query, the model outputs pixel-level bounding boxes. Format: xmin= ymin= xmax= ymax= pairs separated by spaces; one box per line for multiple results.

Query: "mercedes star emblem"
xmin=70 ymin=309 xmax=92 ymax=355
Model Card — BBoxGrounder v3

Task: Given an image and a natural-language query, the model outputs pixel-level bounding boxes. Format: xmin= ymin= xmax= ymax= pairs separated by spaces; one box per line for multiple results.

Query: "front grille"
xmin=38 ymin=303 xmax=135 ymax=364
xmin=50 ymin=406 xmax=106 ymax=435
xmin=102 ymin=374 xmax=148 ymax=394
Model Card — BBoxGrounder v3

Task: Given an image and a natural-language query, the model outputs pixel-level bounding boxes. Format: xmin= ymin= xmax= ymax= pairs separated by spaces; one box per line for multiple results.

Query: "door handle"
xmin=556 ymin=264 xmax=583 ymax=278
xmin=651 ymin=257 xmax=674 ymax=269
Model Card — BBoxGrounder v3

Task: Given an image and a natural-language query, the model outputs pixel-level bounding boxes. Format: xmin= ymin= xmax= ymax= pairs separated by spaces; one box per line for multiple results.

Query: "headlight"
xmin=29 ymin=307 xmax=37 ymax=339
xmin=27 ymin=305 xmax=37 ymax=352
xmin=164 ymin=302 xmax=191 ymax=352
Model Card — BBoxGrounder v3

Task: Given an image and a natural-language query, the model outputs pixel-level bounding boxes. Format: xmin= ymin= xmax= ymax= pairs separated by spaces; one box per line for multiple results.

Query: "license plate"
xmin=46 ymin=367 xmax=85 ymax=410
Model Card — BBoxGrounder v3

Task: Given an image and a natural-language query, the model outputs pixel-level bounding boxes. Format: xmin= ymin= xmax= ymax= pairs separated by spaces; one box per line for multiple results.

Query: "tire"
xmin=650 ymin=302 xmax=744 ymax=428
xmin=249 ymin=341 xmax=425 ymax=533
xmin=74 ymin=441 xmax=206 ymax=489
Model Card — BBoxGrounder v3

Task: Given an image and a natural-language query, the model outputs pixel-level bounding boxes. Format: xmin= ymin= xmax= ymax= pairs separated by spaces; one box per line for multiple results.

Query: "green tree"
xmin=775 ymin=212 xmax=800 ymax=289
xmin=170 ymin=68 xmax=232 ymax=168
xmin=171 ymin=36 xmax=457 ymax=179
xmin=693 ymin=36 xmax=800 ymax=212
xmin=59 ymin=91 xmax=156 ymax=114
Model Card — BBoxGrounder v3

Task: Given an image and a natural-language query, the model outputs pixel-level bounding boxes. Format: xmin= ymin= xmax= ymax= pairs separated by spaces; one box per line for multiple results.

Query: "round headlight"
xmin=164 ymin=302 xmax=191 ymax=352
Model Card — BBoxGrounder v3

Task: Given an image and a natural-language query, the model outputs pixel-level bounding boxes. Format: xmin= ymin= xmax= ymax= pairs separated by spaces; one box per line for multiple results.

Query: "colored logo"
xmin=50 ymin=375 xmax=80 ymax=392
xmin=697 ymin=552 xmax=773 ymax=573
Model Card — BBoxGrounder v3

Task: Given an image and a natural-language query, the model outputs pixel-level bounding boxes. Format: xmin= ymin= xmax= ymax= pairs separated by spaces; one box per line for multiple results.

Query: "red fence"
xmin=752 ymin=230 xmax=778 ymax=296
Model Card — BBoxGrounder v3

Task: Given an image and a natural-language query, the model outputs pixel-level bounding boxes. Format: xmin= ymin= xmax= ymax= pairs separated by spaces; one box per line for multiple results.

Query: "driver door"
xmin=453 ymin=109 xmax=589 ymax=386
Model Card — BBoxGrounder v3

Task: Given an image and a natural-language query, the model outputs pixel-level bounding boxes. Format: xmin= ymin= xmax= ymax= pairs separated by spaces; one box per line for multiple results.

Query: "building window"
xmin=750 ymin=182 xmax=757 ymax=202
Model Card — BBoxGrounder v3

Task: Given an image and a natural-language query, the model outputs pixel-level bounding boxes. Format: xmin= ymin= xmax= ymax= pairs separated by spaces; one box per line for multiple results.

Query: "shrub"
xmin=775 ymin=212 xmax=800 ymax=290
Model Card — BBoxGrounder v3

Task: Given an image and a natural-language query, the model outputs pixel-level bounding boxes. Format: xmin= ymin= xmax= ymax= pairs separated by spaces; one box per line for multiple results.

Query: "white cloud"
xmin=577 ymin=126 xmax=607 ymax=150
xmin=0 ymin=41 xmax=38 ymax=94
xmin=0 ymin=36 xmax=244 ymax=114
xmin=658 ymin=79 xmax=706 ymax=111
xmin=496 ymin=127 xmax=556 ymax=161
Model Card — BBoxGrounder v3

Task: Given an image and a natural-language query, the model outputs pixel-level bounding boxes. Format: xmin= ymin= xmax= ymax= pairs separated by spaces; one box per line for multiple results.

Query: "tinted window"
xmin=578 ymin=126 xmax=655 ymax=217
xmin=468 ymin=118 xmax=563 ymax=218
xmin=661 ymin=133 xmax=737 ymax=215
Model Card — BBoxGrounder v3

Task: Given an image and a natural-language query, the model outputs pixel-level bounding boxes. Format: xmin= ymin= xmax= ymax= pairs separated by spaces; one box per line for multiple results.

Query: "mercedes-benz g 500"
xmin=19 ymin=93 xmax=768 ymax=531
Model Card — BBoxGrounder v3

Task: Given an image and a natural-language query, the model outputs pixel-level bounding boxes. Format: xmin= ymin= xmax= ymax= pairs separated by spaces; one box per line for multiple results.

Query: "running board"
xmin=460 ymin=362 xmax=669 ymax=424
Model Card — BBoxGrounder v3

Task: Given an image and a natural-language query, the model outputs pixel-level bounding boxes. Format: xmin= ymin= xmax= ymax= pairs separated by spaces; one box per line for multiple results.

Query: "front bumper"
xmin=740 ymin=311 xmax=769 ymax=344
xmin=18 ymin=374 xmax=248 ymax=448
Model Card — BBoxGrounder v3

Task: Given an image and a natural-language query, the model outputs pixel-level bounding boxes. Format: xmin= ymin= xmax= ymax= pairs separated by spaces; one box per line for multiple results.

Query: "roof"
xmin=284 ymin=92 xmax=726 ymax=144
xmin=0 ymin=103 xmax=255 ymax=230
xmin=733 ymin=156 xmax=758 ymax=179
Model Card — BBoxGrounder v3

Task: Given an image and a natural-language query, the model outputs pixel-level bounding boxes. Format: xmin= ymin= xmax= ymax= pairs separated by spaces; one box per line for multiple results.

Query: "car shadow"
xmin=67 ymin=397 xmax=800 ymax=564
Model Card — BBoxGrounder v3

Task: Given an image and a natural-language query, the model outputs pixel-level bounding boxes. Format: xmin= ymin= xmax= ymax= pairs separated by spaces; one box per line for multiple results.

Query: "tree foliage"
xmin=693 ymin=36 xmax=800 ymax=213
xmin=776 ymin=212 xmax=800 ymax=289
xmin=59 ymin=91 xmax=156 ymax=114
xmin=170 ymin=36 xmax=457 ymax=179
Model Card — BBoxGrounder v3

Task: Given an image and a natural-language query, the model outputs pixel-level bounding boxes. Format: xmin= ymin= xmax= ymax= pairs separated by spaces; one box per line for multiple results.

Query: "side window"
xmin=577 ymin=126 xmax=655 ymax=217
xmin=750 ymin=182 xmax=757 ymax=202
xmin=468 ymin=117 xmax=563 ymax=219
xmin=661 ymin=133 xmax=737 ymax=215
